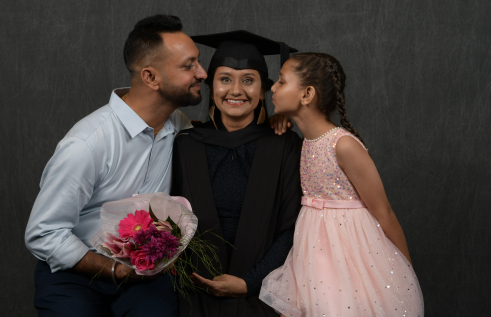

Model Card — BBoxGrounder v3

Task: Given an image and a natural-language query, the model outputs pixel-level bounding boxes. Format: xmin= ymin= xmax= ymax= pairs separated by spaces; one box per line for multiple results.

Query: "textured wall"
xmin=1 ymin=0 xmax=490 ymax=315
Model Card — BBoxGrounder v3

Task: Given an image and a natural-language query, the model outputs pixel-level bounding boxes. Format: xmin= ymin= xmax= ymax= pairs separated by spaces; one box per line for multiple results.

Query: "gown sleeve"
xmin=242 ymin=131 xmax=303 ymax=296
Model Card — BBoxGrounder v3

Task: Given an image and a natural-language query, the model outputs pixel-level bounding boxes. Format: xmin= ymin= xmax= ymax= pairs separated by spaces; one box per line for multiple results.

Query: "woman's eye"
xmin=243 ymin=78 xmax=253 ymax=84
xmin=220 ymin=77 xmax=231 ymax=83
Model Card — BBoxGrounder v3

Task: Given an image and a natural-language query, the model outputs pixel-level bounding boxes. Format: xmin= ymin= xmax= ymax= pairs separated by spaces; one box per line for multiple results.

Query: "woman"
xmin=171 ymin=31 xmax=302 ymax=317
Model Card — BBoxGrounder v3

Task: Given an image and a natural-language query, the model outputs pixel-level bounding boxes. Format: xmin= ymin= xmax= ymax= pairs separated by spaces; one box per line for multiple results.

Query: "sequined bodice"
xmin=301 ymin=128 xmax=364 ymax=200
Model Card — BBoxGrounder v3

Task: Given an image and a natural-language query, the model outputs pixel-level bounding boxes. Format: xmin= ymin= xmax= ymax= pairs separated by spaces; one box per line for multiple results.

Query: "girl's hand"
xmin=190 ymin=272 xmax=248 ymax=297
xmin=269 ymin=114 xmax=293 ymax=135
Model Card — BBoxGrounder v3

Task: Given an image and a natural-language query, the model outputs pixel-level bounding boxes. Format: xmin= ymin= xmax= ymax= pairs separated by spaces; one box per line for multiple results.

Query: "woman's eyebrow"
xmin=217 ymin=72 xmax=257 ymax=77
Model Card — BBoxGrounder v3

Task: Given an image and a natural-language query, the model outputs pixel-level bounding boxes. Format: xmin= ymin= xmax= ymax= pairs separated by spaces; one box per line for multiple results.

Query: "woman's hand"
xmin=269 ymin=114 xmax=293 ymax=135
xmin=190 ymin=272 xmax=248 ymax=297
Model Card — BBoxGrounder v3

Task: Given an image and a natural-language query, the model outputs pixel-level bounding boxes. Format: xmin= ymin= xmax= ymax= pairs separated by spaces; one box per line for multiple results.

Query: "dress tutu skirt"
xmin=259 ymin=128 xmax=424 ymax=316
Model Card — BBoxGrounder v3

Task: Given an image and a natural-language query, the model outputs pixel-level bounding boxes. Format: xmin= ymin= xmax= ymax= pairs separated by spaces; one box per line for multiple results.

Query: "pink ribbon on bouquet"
xmin=301 ymin=196 xmax=366 ymax=209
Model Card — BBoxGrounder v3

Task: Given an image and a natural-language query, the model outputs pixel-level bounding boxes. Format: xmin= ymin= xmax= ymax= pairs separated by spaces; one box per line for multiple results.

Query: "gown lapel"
xmin=183 ymin=140 xmax=230 ymax=275
xmin=228 ymin=134 xmax=283 ymax=277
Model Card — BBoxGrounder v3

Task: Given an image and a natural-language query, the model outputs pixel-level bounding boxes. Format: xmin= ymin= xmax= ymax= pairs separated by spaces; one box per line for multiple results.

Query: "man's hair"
xmin=123 ymin=15 xmax=183 ymax=74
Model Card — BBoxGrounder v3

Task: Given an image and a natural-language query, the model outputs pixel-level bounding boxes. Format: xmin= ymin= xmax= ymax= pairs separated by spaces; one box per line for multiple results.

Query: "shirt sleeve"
xmin=25 ymin=136 xmax=98 ymax=272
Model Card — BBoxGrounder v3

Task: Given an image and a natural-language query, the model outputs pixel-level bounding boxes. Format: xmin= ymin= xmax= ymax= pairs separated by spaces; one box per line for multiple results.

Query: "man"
xmin=25 ymin=15 xmax=206 ymax=316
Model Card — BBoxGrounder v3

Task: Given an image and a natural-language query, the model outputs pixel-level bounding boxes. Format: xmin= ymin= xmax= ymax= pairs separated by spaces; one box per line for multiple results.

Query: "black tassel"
xmin=279 ymin=42 xmax=290 ymax=67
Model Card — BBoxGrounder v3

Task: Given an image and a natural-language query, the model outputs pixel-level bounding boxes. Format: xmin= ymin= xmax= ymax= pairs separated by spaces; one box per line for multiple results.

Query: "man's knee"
xmin=34 ymin=261 xmax=114 ymax=317
xmin=112 ymin=274 xmax=178 ymax=317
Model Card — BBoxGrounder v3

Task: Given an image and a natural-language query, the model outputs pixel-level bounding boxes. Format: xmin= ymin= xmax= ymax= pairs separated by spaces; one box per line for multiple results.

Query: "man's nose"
xmin=195 ymin=62 xmax=207 ymax=80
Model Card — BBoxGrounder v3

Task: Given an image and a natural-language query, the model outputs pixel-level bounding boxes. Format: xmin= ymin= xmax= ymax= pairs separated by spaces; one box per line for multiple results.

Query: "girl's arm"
xmin=336 ymin=136 xmax=412 ymax=264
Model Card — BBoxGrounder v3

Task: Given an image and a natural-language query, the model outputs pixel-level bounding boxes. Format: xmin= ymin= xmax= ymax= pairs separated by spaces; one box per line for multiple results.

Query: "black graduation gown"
xmin=171 ymin=121 xmax=302 ymax=317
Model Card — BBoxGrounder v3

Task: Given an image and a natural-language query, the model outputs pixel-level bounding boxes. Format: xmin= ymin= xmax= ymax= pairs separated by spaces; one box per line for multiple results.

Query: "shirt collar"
xmin=109 ymin=88 xmax=178 ymax=140
xmin=108 ymin=88 xmax=150 ymax=139
xmin=155 ymin=117 xmax=177 ymax=141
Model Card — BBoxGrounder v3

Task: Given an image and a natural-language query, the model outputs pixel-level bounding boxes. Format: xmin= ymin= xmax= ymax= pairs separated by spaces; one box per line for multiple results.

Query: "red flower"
xmin=118 ymin=210 xmax=153 ymax=239
xmin=130 ymin=250 xmax=155 ymax=271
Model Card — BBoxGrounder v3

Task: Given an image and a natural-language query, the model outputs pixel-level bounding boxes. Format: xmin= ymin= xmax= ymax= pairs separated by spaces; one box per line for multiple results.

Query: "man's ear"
xmin=140 ymin=67 xmax=160 ymax=91
xmin=301 ymin=86 xmax=316 ymax=106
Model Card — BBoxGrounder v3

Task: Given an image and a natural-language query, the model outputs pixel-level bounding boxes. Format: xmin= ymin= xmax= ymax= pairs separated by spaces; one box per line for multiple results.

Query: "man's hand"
xmin=114 ymin=262 xmax=145 ymax=284
xmin=71 ymin=251 xmax=167 ymax=286
xmin=190 ymin=272 xmax=247 ymax=297
xmin=269 ymin=114 xmax=293 ymax=135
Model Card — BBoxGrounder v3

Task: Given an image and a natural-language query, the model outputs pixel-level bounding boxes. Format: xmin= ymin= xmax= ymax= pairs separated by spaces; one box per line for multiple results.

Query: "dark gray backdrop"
xmin=2 ymin=0 xmax=490 ymax=316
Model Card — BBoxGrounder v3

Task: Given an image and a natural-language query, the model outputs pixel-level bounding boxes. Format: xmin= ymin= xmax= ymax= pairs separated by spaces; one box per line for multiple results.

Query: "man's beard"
xmin=159 ymin=81 xmax=202 ymax=108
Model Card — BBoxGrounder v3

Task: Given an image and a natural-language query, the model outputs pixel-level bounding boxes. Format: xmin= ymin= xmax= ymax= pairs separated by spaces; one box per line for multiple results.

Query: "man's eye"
xmin=184 ymin=64 xmax=194 ymax=69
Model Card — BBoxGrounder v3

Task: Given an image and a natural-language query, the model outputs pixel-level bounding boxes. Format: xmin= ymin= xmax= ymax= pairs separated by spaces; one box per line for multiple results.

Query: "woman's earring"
xmin=257 ymin=100 xmax=266 ymax=124
xmin=209 ymin=100 xmax=218 ymax=129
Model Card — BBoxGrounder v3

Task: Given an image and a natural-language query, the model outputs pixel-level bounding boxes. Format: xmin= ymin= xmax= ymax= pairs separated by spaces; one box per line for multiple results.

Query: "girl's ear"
xmin=301 ymin=86 xmax=316 ymax=106
xmin=260 ymin=88 xmax=265 ymax=100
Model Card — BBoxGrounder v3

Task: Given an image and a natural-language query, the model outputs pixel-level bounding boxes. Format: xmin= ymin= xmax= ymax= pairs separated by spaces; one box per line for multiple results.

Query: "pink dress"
xmin=259 ymin=128 xmax=424 ymax=317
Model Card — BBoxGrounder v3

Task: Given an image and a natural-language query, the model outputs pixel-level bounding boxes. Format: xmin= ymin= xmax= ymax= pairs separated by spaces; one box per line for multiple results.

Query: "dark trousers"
xmin=34 ymin=260 xmax=178 ymax=317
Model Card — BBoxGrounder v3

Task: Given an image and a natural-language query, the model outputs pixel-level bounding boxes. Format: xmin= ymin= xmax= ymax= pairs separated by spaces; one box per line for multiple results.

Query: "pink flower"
xmin=155 ymin=220 xmax=172 ymax=233
xmin=103 ymin=232 xmax=135 ymax=258
xmin=118 ymin=210 xmax=153 ymax=239
xmin=130 ymin=250 xmax=155 ymax=271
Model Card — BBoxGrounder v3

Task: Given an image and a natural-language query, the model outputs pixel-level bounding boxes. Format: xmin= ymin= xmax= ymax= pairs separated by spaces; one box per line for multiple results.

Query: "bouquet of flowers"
xmin=90 ymin=192 xmax=221 ymax=296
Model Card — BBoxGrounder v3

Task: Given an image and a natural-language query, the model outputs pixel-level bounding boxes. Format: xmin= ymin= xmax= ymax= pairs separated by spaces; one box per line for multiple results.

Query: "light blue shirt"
xmin=25 ymin=88 xmax=192 ymax=272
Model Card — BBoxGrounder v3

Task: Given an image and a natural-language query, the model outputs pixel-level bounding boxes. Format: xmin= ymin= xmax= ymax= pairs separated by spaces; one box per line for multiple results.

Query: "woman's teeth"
xmin=226 ymin=99 xmax=246 ymax=104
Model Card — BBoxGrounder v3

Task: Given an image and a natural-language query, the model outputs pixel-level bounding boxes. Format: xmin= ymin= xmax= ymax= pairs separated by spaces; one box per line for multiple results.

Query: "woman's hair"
xmin=289 ymin=52 xmax=366 ymax=147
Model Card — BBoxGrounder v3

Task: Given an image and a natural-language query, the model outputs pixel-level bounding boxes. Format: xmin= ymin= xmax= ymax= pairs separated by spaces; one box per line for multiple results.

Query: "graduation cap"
xmin=191 ymin=30 xmax=298 ymax=87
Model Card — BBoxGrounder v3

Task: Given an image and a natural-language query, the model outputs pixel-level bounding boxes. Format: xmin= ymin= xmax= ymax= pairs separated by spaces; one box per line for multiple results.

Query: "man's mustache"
xmin=190 ymin=79 xmax=202 ymax=88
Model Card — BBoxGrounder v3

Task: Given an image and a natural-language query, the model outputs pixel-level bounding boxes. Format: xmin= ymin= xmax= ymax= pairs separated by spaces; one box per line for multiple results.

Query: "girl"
xmin=259 ymin=53 xmax=424 ymax=316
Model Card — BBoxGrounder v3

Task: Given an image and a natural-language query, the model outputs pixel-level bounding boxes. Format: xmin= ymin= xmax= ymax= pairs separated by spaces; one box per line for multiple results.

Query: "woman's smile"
xmin=224 ymin=99 xmax=248 ymax=106
xmin=212 ymin=66 xmax=265 ymax=131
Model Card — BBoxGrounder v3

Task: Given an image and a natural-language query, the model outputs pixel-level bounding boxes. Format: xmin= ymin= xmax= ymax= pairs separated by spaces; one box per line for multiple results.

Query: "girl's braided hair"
xmin=290 ymin=52 xmax=366 ymax=148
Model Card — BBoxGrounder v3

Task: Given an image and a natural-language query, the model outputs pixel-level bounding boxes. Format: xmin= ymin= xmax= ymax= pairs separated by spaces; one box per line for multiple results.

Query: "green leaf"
xmin=148 ymin=204 xmax=159 ymax=222
xmin=166 ymin=216 xmax=182 ymax=238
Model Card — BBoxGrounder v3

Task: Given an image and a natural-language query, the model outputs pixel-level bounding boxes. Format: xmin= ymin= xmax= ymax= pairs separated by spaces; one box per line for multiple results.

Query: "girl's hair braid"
xmin=290 ymin=52 xmax=367 ymax=148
